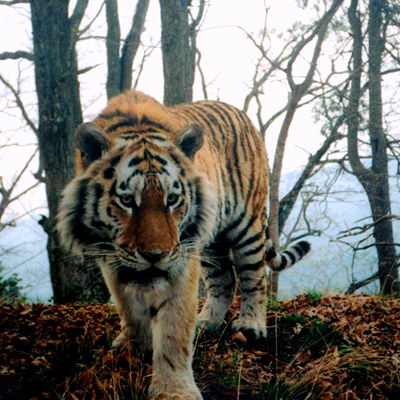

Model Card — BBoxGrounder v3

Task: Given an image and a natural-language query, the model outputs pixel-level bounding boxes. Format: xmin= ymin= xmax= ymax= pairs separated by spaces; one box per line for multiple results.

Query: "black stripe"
xmin=106 ymin=206 xmax=113 ymax=218
xmin=283 ymin=250 xmax=296 ymax=265
xmin=294 ymin=241 xmax=311 ymax=257
xmin=175 ymin=198 xmax=185 ymax=209
xmin=103 ymin=167 xmax=114 ymax=179
xmin=238 ymin=261 xmax=264 ymax=274
xmin=265 ymin=246 xmax=277 ymax=261
xmin=215 ymin=103 xmax=244 ymax=201
xmin=276 ymin=257 xmax=287 ymax=271
xmin=180 ymin=182 xmax=202 ymax=241
xmin=202 ymin=103 xmax=238 ymax=207
xmin=231 ymin=106 xmax=253 ymax=161
xmin=184 ymin=105 xmax=221 ymax=151
xmin=241 ymin=285 xmax=263 ymax=295
xmin=230 ymin=215 xmax=257 ymax=247
xmin=110 ymin=154 xmax=122 ymax=167
xmin=243 ymin=243 xmax=265 ymax=256
xmin=206 ymin=266 xmax=230 ymax=279
xmin=120 ymin=135 xmax=140 ymax=140
xmin=129 ymin=156 xmax=144 ymax=167
xmin=70 ymin=179 xmax=105 ymax=245
xmin=224 ymin=212 xmax=246 ymax=234
xmin=98 ymin=110 xmax=135 ymax=120
xmin=116 ymin=265 xmax=169 ymax=285
xmin=234 ymin=230 xmax=263 ymax=250
xmin=140 ymin=115 xmax=170 ymax=132
xmin=109 ymin=180 xmax=117 ymax=197
xmin=106 ymin=117 xmax=139 ymax=133
xmin=169 ymin=153 xmax=185 ymax=177
xmin=94 ymin=183 xmax=104 ymax=205
xmin=146 ymin=134 xmax=167 ymax=141
xmin=150 ymin=299 xmax=168 ymax=318
xmin=153 ymin=155 xmax=167 ymax=166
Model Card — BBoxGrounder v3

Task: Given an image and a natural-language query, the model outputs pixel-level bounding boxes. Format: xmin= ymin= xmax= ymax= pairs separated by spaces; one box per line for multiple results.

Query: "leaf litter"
xmin=1 ymin=294 xmax=399 ymax=399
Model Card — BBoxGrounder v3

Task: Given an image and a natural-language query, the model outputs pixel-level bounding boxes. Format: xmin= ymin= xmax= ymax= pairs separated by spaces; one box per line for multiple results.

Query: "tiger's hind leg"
xmin=229 ymin=224 xmax=268 ymax=339
xmin=197 ymin=237 xmax=236 ymax=332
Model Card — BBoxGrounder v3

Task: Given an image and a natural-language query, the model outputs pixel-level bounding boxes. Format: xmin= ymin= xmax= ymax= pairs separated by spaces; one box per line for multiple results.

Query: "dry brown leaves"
xmin=1 ymin=295 xmax=400 ymax=400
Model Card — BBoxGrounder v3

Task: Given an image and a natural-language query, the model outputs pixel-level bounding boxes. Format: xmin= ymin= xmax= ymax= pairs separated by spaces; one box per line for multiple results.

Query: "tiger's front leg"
xmin=148 ymin=258 xmax=203 ymax=400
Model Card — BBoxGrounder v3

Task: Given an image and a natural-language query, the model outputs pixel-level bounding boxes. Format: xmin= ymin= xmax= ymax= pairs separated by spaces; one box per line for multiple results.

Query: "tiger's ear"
xmin=74 ymin=122 xmax=110 ymax=169
xmin=175 ymin=124 xmax=204 ymax=160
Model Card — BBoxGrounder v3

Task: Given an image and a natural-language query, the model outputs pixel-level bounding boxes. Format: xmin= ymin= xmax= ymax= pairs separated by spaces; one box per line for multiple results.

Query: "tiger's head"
xmin=57 ymin=121 xmax=216 ymax=289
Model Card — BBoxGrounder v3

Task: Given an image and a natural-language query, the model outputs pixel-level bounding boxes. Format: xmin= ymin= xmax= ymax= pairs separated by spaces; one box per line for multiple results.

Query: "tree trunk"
xmin=347 ymin=0 xmax=399 ymax=296
xmin=367 ymin=0 xmax=399 ymax=295
xmin=159 ymin=0 xmax=196 ymax=106
xmin=30 ymin=0 xmax=105 ymax=303
xmin=105 ymin=0 xmax=121 ymax=99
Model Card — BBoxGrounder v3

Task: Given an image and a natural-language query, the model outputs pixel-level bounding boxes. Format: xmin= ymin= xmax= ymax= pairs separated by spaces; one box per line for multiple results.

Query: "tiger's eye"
xmin=120 ymin=194 xmax=134 ymax=207
xmin=166 ymin=193 xmax=180 ymax=207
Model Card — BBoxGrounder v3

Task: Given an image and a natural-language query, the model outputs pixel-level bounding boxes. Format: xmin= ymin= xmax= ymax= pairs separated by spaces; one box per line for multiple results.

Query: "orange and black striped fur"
xmin=57 ymin=91 xmax=310 ymax=399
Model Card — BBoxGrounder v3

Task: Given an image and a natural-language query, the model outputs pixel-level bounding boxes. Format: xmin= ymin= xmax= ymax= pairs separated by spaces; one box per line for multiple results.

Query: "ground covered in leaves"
xmin=1 ymin=294 xmax=400 ymax=399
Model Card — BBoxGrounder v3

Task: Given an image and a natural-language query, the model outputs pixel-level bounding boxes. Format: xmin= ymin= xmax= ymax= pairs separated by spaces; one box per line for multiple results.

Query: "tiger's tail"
xmin=265 ymin=229 xmax=311 ymax=272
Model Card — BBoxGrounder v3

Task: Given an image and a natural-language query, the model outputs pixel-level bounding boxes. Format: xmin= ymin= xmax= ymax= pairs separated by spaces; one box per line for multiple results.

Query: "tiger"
xmin=56 ymin=90 xmax=310 ymax=399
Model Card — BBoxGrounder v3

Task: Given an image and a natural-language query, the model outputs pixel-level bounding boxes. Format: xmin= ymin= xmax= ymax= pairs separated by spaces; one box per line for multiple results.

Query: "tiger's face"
xmin=57 ymin=122 xmax=216 ymax=289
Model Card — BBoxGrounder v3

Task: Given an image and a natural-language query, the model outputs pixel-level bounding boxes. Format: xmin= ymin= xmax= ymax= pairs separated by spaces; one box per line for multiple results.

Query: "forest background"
xmin=0 ymin=0 xmax=399 ymax=303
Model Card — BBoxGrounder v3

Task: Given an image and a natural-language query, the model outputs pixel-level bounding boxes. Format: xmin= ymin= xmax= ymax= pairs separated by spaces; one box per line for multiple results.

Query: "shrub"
xmin=0 ymin=262 xmax=25 ymax=304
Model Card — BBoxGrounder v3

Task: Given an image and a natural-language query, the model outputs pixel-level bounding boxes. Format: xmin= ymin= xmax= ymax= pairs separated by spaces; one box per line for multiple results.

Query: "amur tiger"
xmin=57 ymin=90 xmax=310 ymax=399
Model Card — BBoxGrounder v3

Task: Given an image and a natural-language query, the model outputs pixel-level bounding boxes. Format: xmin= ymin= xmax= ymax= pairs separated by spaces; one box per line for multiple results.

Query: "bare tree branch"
xmin=346 ymin=271 xmax=380 ymax=294
xmin=120 ymin=0 xmax=150 ymax=91
xmin=337 ymin=214 xmax=400 ymax=240
xmin=70 ymin=0 xmax=89 ymax=44
xmin=0 ymin=51 xmax=34 ymax=61
xmin=0 ymin=74 xmax=38 ymax=136
xmin=196 ymin=49 xmax=208 ymax=100
xmin=278 ymin=116 xmax=346 ymax=234
xmin=78 ymin=1 xmax=105 ymax=38
xmin=0 ymin=0 xmax=28 ymax=4
xmin=189 ymin=0 xmax=206 ymax=30
xmin=78 ymin=64 xmax=100 ymax=75
xmin=269 ymin=0 xmax=345 ymax=248
xmin=0 ymin=150 xmax=40 ymax=222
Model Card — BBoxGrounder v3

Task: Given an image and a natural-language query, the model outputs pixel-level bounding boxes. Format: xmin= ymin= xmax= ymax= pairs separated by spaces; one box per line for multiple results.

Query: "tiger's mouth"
xmin=116 ymin=264 xmax=169 ymax=285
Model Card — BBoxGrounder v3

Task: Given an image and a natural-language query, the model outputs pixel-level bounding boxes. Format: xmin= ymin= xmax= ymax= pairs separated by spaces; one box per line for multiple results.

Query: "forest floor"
xmin=1 ymin=294 xmax=400 ymax=400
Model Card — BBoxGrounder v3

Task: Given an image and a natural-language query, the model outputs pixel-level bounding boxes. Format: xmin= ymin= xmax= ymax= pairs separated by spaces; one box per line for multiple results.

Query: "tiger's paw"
xmin=196 ymin=317 xmax=222 ymax=333
xmin=231 ymin=318 xmax=267 ymax=339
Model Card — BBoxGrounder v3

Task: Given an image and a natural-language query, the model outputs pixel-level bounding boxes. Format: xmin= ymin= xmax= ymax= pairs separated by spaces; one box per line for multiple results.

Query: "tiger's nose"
xmin=138 ymin=250 xmax=169 ymax=263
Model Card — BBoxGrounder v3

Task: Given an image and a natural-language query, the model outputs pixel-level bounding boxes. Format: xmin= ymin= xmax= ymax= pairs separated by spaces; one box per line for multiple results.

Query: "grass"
xmin=254 ymin=379 xmax=310 ymax=400
xmin=304 ymin=290 xmax=325 ymax=303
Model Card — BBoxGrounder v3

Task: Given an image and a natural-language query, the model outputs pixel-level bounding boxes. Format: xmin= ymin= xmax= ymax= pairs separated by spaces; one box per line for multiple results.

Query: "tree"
xmin=343 ymin=0 xmax=399 ymax=295
xmin=159 ymin=0 xmax=205 ymax=106
xmin=30 ymin=0 xmax=90 ymax=303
